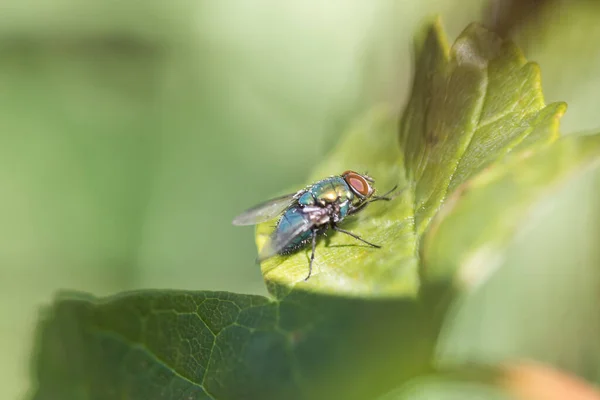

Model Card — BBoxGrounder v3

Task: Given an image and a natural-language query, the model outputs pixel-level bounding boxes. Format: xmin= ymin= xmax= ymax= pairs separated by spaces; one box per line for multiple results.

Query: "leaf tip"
xmin=413 ymin=15 xmax=450 ymax=60
xmin=541 ymin=101 xmax=569 ymax=141
xmin=554 ymin=101 xmax=568 ymax=117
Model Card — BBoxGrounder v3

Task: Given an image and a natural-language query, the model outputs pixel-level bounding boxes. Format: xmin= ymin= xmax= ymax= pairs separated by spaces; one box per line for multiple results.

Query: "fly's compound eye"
xmin=343 ymin=171 xmax=373 ymax=198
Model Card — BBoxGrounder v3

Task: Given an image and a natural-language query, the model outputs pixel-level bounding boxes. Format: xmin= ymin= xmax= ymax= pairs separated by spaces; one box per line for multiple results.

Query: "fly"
xmin=232 ymin=170 xmax=398 ymax=280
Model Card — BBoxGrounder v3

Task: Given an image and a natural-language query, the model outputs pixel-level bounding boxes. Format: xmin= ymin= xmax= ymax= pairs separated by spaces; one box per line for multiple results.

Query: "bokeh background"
xmin=2 ymin=1 xmax=600 ymax=399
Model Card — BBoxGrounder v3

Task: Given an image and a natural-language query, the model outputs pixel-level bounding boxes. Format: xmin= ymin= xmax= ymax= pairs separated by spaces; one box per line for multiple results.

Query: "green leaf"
xmin=31 ymin=20 xmax=600 ymax=400
xmin=258 ymin=20 xmax=565 ymax=298
xmin=31 ymin=290 xmax=432 ymax=400
xmin=401 ymin=23 xmax=564 ymax=236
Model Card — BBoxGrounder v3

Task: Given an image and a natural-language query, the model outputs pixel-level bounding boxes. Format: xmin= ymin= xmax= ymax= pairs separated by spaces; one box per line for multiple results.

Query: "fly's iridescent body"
xmin=232 ymin=170 xmax=397 ymax=280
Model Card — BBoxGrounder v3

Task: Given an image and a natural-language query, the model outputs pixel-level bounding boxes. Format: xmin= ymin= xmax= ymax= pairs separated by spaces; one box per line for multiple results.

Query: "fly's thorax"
xmin=309 ymin=176 xmax=354 ymax=206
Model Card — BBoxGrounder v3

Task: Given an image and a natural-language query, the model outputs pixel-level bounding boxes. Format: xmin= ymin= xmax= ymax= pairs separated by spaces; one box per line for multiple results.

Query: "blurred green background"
xmin=2 ymin=1 xmax=600 ymax=399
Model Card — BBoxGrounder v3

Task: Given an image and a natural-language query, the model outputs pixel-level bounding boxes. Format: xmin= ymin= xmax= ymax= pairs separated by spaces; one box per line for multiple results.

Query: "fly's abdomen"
xmin=275 ymin=206 xmax=313 ymax=254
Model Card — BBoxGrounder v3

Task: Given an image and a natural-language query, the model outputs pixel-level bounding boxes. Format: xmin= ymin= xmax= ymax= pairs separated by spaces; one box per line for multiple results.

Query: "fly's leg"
xmin=304 ymin=229 xmax=318 ymax=281
xmin=347 ymin=196 xmax=386 ymax=215
xmin=333 ymin=225 xmax=381 ymax=248
xmin=372 ymin=184 xmax=399 ymax=201
xmin=348 ymin=184 xmax=401 ymax=216
xmin=348 ymin=200 xmax=369 ymax=216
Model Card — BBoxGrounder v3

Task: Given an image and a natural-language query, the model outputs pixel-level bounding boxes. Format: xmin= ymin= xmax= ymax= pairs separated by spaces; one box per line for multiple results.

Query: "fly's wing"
xmin=257 ymin=216 xmax=315 ymax=262
xmin=232 ymin=192 xmax=298 ymax=226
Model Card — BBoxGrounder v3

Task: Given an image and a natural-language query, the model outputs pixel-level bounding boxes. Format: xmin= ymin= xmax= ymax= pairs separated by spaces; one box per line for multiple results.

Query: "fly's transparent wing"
xmin=232 ymin=192 xmax=298 ymax=226
xmin=257 ymin=217 xmax=315 ymax=262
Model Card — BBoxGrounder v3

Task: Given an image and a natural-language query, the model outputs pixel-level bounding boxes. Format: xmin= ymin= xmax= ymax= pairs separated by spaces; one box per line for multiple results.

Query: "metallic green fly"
xmin=233 ymin=170 xmax=398 ymax=280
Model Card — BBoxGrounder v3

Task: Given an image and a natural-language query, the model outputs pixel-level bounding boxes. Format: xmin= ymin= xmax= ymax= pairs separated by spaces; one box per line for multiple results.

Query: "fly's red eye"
xmin=343 ymin=172 xmax=371 ymax=197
